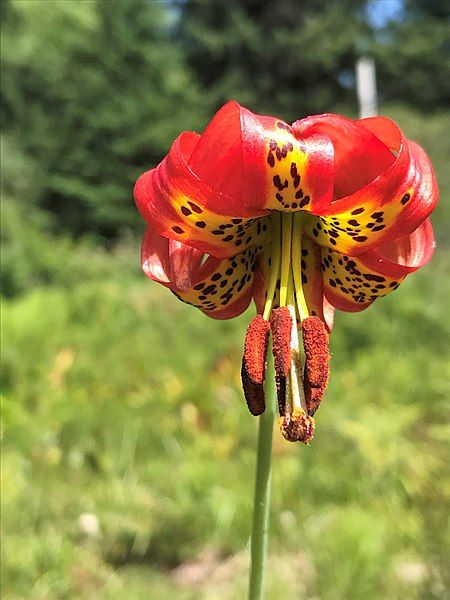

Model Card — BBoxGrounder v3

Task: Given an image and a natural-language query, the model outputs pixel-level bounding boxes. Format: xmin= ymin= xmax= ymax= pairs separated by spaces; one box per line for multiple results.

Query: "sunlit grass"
xmin=2 ymin=236 xmax=449 ymax=599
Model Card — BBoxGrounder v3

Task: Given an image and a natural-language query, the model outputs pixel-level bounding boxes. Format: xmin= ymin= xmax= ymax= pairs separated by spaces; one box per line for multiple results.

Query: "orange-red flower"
xmin=134 ymin=101 xmax=438 ymax=443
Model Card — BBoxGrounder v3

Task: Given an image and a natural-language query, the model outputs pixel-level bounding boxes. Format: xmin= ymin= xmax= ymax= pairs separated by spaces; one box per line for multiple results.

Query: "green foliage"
xmin=2 ymin=1 xmax=449 ymax=597
xmin=1 ymin=0 xmax=203 ymax=237
xmin=179 ymin=0 xmax=370 ymax=120
xmin=2 ymin=105 xmax=449 ymax=600
xmin=375 ymin=5 xmax=450 ymax=112
xmin=2 ymin=246 xmax=449 ymax=599
xmin=1 ymin=198 xmax=138 ymax=297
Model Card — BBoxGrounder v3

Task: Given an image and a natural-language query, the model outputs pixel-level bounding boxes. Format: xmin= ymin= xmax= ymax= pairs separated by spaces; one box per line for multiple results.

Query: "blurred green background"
xmin=1 ymin=1 xmax=449 ymax=598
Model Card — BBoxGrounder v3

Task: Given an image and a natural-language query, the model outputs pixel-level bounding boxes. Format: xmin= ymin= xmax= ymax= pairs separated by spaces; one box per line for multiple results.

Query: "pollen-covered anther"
xmin=279 ymin=408 xmax=315 ymax=444
xmin=304 ymin=380 xmax=327 ymax=417
xmin=301 ymin=316 xmax=330 ymax=415
xmin=270 ymin=307 xmax=293 ymax=414
xmin=241 ymin=315 xmax=270 ymax=416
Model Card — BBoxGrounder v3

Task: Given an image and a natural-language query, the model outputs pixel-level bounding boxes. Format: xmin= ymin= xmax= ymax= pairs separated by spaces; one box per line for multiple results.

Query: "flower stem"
xmin=248 ymin=356 xmax=276 ymax=600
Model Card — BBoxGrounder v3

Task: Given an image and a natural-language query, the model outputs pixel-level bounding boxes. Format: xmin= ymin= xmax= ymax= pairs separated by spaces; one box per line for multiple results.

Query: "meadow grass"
xmin=2 ymin=107 xmax=449 ymax=598
xmin=2 ymin=246 xmax=449 ymax=599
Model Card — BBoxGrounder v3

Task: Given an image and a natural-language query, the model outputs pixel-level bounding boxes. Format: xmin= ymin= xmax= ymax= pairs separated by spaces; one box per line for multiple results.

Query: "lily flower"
xmin=134 ymin=101 xmax=438 ymax=443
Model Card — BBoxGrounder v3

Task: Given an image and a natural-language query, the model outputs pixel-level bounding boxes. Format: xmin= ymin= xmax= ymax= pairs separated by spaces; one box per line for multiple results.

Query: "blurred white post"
xmin=356 ymin=56 xmax=378 ymax=118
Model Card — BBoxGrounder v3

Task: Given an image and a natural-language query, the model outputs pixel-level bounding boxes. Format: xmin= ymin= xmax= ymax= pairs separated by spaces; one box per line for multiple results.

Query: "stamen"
xmin=292 ymin=213 xmax=309 ymax=320
xmin=241 ymin=315 xmax=271 ymax=416
xmin=263 ymin=214 xmax=281 ymax=320
xmin=301 ymin=316 xmax=330 ymax=415
xmin=271 ymin=307 xmax=292 ymax=414
xmin=279 ymin=214 xmax=293 ymax=306
xmin=304 ymin=382 xmax=327 ymax=417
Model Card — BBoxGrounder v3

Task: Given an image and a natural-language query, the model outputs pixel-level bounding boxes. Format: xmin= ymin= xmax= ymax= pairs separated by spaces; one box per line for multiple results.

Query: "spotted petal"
xmin=141 ymin=225 xmax=261 ymax=319
xmin=134 ymin=102 xmax=335 ymax=259
xmin=321 ymin=218 xmax=435 ymax=311
xmin=302 ymin=117 xmax=439 ymax=255
xmin=135 ymin=132 xmax=270 ymax=259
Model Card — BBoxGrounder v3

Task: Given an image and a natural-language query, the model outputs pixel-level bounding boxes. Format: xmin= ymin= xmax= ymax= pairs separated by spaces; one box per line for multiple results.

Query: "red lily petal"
xmin=168 ymin=239 xmax=205 ymax=292
xmin=298 ymin=236 xmax=327 ymax=325
xmin=359 ymin=116 xmax=402 ymax=151
xmin=187 ymin=101 xmax=243 ymax=200
xmin=135 ymin=103 xmax=335 ymax=261
xmin=141 ymin=225 xmax=173 ymax=286
xmin=171 ymin=245 xmax=261 ymax=319
xmin=240 ymin=107 xmax=334 ymax=214
xmin=323 ymin=296 xmax=335 ymax=332
xmin=190 ymin=100 xmax=335 ymax=214
xmin=292 ymin=113 xmax=396 ymax=198
xmin=304 ymin=135 xmax=439 ymax=256
xmin=322 ymin=218 xmax=435 ymax=312
xmin=134 ymin=131 xmax=270 ymax=259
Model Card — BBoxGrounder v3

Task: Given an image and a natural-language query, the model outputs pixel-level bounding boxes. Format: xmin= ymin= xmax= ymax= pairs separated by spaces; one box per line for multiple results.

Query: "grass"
xmin=2 ymin=106 xmax=450 ymax=598
xmin=2 ymin=245 xmax=449 ymax=599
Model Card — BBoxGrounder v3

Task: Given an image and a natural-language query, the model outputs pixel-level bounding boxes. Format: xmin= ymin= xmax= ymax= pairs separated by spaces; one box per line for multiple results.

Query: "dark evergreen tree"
xmin=1 ymin=0 xmax=203 ymax=237
xmin=178 ymin=0 xmax=371 ymax=121
xmin=374 ymin=0 xmax=450 ymax=111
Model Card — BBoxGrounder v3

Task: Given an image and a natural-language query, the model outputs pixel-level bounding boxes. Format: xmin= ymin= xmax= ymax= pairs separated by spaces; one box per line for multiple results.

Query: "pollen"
xmin=271 ymin=307 xmax=292 ymax=379
xmin=241 ymin=315 xmax=270 ymax=416
xmin=279 ymin=408 xmax=315 ymax=444
xmin=301 ymin=316 xmax=330 ymax=415
xmin=301 ymin=316 xmax=329 ymax=387
xmin=304 ymin=380 xmax=327 ymax=416
xmin=271 ymin=307 xmax=293 ymax=414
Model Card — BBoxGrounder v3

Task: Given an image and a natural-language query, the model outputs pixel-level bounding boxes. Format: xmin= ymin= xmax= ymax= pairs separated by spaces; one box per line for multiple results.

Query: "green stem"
xmin=248 ymin=358 xmax=276 ymax=600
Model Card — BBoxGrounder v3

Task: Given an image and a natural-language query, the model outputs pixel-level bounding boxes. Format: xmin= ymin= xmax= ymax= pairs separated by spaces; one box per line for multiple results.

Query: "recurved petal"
xmin=172 ymin=245 xmax=262 ymax=320
xmin=359 ymin=115 xmax=402 ymax=151
xmin=189 ymin=101 xmax=335 ymax=214
xmin=304 ymin=134 xmax=439 ymax=256
xmin=292 ymin=113 xmax=396 ymax=198
xmin=134 ymin=131 xmax=270 ymax=259
xmin=321 ymin=218 xmax=435 ymax=312
xmin=141 ymin=225 xmax=204 ymax=291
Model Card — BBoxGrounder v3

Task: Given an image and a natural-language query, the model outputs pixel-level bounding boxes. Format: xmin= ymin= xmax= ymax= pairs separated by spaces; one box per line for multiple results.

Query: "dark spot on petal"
xmin=363 ymin=273 xmax=385 ymax=282
xmin=187 ymin=201 xmax=202 ymax=214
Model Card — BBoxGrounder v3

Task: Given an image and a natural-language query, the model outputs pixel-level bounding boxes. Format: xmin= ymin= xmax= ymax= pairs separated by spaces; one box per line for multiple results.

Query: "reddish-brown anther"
xmin=301 ymin=316 xmax=330 ymax=415
xmin=271 ymin=307 xmax=293 ymax=414
xmin=241 ymin=315 xmax=270 ymax=416
xmin=304 ymin=380 xmax=326 ymax=416
xmin=271 ymin=307 xmax=292 ymax=378
xmin=302 ymin=316 xmax=330 ymax=388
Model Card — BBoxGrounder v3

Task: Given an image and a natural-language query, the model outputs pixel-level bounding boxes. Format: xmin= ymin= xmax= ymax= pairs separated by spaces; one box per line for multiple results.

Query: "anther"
xmin=270 ymin=307 xmax=292 ymax=414
xmin=301 ymin=316 xmax=330 ymax=415
xmin=279 ymin=408 xmax=315 ymax=444
xmin=241 ymin=315 xmax=270 ymax=416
